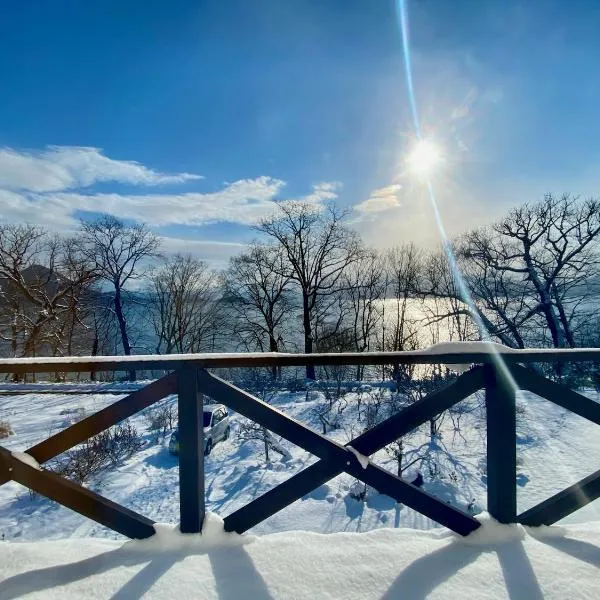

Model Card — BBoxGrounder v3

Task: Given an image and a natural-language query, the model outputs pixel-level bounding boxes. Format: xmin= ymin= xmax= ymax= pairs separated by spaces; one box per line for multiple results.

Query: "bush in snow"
xmin=311 ymin=394 xmax=348 ymax=434
xmin=238 ymin=420 xmax=291 ymax=463
xmin=0 ymin=420 xmax=14 ymax=439
xmin=348 ymin=480 xmax=367 ymax=501
xmin=53 ymin=422 xmax=143 ymax=483
xmin=235 ymin=369 xmax=292 ymax=463
xmin=144 ymin=402 xmax=177 ymax=441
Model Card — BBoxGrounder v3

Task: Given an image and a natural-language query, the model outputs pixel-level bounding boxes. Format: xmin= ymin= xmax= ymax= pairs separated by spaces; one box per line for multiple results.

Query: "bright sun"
xmin=406 ymin=139 xmax=442 ymax=178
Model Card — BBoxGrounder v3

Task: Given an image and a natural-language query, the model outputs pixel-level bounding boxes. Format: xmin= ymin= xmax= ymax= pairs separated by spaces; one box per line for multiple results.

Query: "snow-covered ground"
xmin=1 ymin=513 xmax=598 ymax=599
xmin=1 ymin=377 xmax=599 ymax=543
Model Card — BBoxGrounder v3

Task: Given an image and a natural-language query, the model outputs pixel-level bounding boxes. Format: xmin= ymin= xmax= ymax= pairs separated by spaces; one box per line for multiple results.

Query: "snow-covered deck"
xmin=1 ymin=514 xmax=598 ymax=599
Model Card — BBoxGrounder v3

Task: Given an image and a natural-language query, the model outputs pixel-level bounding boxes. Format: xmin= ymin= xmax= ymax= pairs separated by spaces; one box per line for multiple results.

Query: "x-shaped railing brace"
xmin=2 ymin=362 xmax=598 ymax=540
xmin=197 ymin=368 xmax=484 ymax=536
xmin=0 ymin=374 xmax=178 ymax=539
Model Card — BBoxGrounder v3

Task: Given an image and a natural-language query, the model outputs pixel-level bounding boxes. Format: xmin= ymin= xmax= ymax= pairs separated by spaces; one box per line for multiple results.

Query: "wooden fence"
xmin=0 ymin=346 xmax=599 ymax=539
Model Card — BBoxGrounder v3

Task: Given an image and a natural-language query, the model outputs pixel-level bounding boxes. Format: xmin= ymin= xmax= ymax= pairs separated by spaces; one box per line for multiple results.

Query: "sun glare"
xmin=406 ymin=139 xmax=442 ymax=178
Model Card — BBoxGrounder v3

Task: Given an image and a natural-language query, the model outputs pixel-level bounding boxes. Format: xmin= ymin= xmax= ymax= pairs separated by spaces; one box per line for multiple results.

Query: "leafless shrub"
xmin=53 ymin=422 xmax=143 ymax=483
xmin=144 ymin=402 xmax=177 ymax=441
xmin=238 ymin=419 xmax=291 ymax=463
xmin=0 ymin=420 xmax=14 ymax=439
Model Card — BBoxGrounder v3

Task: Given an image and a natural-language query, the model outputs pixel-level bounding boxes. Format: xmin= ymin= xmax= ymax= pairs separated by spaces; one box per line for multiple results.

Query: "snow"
xmin=10 ymin=451 xmax=41 ymax=471
xmin=347 ymin=445 xmax=370 ymax=469
xmin=1 ymin=377 xmax=600 ymax=597
xmin=0 ymin=515 xmax=598 ymax=599
xmin=422 ymin=341 xmax=517 ymax=354
xmin=125 ymin=513 xmax=256 ymax=554
xmin=1 ymin=342 xmax=599 ymax=372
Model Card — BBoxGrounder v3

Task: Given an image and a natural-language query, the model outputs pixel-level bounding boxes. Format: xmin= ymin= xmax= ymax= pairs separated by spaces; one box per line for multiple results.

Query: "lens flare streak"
xmin=396 ymin=0 xmax=517 ymax=388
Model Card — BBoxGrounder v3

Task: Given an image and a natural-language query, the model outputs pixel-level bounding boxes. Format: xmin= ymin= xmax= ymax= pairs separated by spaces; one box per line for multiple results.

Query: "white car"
xmin=169 ymin=404 xmax=230 ymax=456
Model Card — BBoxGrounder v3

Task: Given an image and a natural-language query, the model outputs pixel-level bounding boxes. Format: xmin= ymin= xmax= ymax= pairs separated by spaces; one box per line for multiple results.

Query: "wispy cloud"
xmin=0 ymin=145 xmax=202 ymax=193
xmin=354 ymin=184 xmax=402 ymax=216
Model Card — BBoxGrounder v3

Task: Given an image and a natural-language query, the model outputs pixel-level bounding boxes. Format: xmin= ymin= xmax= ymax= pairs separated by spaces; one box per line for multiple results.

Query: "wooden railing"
xmin=1 ymin=345 xmax=599 ymax=539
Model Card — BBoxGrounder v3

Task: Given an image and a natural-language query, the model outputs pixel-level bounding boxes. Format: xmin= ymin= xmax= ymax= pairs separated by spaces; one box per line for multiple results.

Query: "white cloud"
xmin=45 ymin=176 xmax=287 ymax=227
xmin=299 ymin=181 xmax=342 ymax=205
xmin=0 ymin=145 xmax=202 ymax=193
xmin=354 ymin=184 xmax=402 ymax=215
xmin=0 ymin=144 xmax=341 ymax=237
xmin=0 ymin=189 xmax=75 ymax=229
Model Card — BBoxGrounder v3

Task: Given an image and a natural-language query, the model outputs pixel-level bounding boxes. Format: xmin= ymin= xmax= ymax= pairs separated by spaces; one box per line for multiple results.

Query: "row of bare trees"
xmin=1 ymin=193 xmax=600 ymax=380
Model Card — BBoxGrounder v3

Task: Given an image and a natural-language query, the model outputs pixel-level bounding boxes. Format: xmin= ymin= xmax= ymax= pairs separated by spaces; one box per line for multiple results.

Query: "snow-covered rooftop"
xmin=1 ymin=513 xmax=598 ymax=599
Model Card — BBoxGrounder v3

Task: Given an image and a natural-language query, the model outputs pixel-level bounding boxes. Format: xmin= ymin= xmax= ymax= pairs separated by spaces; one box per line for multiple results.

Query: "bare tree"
xmin=384 ymin=244 xmax=422 ymax=350
xmin=238 ymin=370 xmax=292 ymax=462
xmin=257 ymin=202 xmax=362 ymax=379
xmin=149 ymin=254 xmax=221 ymax=355
xmin=80 ymin=216 xmax=160 ymax=379
xmin=377 ymin=244 xmax=423 ymax=384
xmin=420 ymin=250 xmax=482 ymax=344
xmin=0 ymin=225 xmax=97 ymax=376
xmin=342 ymin=249 xmax=385 ymax=379
xmin=223 ymin=244 xmax=292 ymax=378
xmin=456 ymin=194 xmax=600 ymax=348
xmin=493 ymin=194 xmax=600 ymax=347
xmin=454 ymin=232 xmax=535 ymax=347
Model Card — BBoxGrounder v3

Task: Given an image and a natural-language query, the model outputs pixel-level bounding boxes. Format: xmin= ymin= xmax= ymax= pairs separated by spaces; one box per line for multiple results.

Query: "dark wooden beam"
xmin=0 ymin=447 xmax=155 ymax=539
xmin=224 ymin=368 xmax=485 ymax=534
xmin=198 ymin=369 xmax=480 ymax=536
xmin=177 ymin=365 xmax=205 ymax=534
xmin=485 ymin=364 xmax=517 ymax=523
xmin=351 ymin=367 xmax=485 ymax=456
xmin=197 ymin=369 xmax=349 ymax=462
xmin=512 ymin=364 xmax=600 ymax=426
xmin=518 ymin=468 xmax=600 ymax=526
xmin=224 ymin=460 xmax=340 ymax=534
xmin=0 ymin=373 xmax=177 ymax=489
xmin=30 ymin=372 xmax=177 ymax=464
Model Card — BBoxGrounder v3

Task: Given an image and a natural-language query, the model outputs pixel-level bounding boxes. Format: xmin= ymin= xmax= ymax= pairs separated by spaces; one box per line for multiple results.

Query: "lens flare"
xmin=407 ymin=139 xmax=442 ymax=178
xmin=396 ymin=0 xmax=517 ymax=391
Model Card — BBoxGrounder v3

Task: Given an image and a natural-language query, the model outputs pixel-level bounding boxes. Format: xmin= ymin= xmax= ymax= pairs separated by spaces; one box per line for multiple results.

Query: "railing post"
xmin=177 ymin=364 xmax=205 ymax=533
xmin=484 ymin=363 xmax=517 ymax=523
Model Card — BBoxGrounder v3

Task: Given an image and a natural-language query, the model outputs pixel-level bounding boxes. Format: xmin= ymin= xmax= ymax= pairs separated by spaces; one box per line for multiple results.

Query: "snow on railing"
xmin=1 ymin=342 xmax=600 ymax=375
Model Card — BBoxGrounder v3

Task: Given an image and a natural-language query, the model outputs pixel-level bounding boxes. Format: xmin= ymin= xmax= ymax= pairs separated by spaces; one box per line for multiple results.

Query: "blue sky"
xmin=1 ymin=0 xmax=600 ymax=264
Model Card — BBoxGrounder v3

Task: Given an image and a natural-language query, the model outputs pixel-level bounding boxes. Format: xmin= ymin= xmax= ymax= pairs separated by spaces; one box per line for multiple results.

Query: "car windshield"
xmin=203 ymin=412 xmax=212 ymax=427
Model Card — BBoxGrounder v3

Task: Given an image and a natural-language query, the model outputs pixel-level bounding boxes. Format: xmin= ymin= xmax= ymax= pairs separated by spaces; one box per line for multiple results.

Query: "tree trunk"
xmin=114 ymin=286 xmax=135 ymax=381
xmin=553 ymin=291 xmax=576 ymax=348
xmin=90 ymin=334 xmax=99 ymax=381
xmin=269 ymin=335 xmax=279 ymax=381
xmin=11 ymin=321 xmax=20 ymax=383
xmin=523 ymin=250 xmax=565 ymax=347
xmin=262 ymin=427 xmax=270 ymax=462
xmin=302 ymin=293 xmax=315 ymax=380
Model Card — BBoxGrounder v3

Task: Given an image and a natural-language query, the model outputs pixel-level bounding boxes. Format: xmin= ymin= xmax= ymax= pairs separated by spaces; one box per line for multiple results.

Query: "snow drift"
xmin=0 ymin=514 xmax=598 ymax=600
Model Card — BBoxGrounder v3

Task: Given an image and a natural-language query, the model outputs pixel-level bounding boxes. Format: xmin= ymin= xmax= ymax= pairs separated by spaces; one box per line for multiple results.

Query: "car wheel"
xmin=204 ymin=439 xmax=213 ymax=456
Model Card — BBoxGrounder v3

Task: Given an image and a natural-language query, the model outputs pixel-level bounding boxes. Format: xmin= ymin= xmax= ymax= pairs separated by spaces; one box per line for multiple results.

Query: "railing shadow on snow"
xmin=0 ymin=344 xmax=599 ymax=539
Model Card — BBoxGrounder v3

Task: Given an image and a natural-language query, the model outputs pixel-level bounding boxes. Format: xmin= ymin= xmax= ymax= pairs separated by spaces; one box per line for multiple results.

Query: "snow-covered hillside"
xmin=1 ymin=514 xmax=599 ymax=599
xmin=1 ymin=378 xmax=599 ymax=542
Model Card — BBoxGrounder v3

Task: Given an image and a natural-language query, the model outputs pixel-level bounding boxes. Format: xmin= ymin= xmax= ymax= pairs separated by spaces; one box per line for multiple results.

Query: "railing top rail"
xmin=1 ymin=342 xmax=600 ymax=374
